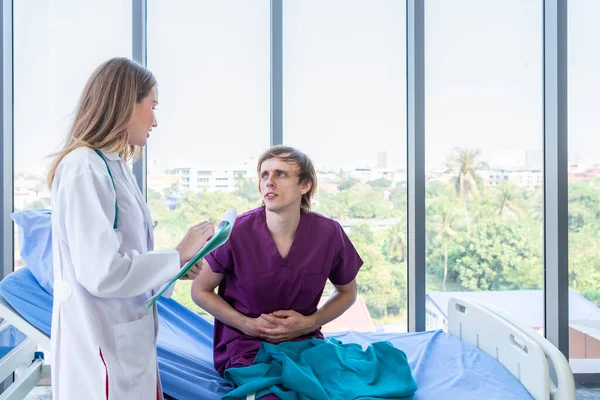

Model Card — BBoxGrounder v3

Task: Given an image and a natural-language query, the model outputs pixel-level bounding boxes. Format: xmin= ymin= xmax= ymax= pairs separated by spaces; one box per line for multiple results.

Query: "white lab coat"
xmin=50 ymin=147 xmax=181 ymax=400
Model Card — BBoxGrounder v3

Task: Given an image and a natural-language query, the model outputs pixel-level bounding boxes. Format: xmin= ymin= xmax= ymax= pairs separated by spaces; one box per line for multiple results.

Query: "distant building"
xmin=568 ymin=161 xmax=600 ymax=181
xmin=480 ymin=169 xmax=543 ymax=188
xmin=13 ymin=176 xmax=50 ymax=210
xmin=341 ymin=167 xmax=405 ymax=187
xmin=164 ymin=166 xmax=255 ymax=193
xmin=147 ymin=173 xmax=179 ymax=194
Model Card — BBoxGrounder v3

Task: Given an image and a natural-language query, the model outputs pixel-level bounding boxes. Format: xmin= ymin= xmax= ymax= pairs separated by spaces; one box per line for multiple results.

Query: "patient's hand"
xmin=179 ymin=260 xmax=205 ymax=281
xmin=257 ymin=310 xmax=316 ymax=343
xmin=241 ymin=315 xmax=278 ymax=339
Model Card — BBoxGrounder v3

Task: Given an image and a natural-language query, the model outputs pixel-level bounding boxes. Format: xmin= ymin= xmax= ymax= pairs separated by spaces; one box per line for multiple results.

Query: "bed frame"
xmin=448 ymin=297 xmax=575 ymax=400
xmin=0 ymin=295 xmax=575 ymax=400
xmin=0 ymin=296 xmax=50 ymax=400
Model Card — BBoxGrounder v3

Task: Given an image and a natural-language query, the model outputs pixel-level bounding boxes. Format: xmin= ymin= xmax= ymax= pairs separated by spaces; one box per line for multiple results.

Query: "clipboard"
xmin=145 ymin=208 xmax=237 ymax=308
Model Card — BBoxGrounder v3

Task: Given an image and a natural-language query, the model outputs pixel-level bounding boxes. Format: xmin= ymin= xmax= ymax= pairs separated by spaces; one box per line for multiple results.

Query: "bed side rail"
xmin=448 ymin=297 xmax=551 ymax=400
xmin=472 ymin=299 xmax=575 ymax=400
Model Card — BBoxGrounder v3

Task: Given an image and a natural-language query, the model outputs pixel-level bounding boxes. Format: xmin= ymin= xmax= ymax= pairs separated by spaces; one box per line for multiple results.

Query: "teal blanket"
xmin=223 ymin=338 xmax=418 ymax=400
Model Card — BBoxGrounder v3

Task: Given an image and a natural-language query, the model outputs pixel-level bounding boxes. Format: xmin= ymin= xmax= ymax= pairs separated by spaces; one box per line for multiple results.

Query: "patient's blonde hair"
xmin=47 ymin=57 xmax=156 ymax=188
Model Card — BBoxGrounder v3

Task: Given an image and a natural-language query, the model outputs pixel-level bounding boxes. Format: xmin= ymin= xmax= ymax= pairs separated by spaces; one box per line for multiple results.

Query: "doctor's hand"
xmin=179 ymin=259 xmax=206 ymax=281
xmin=176 ymin=222 xmax=215 ymax=267
xmin=257 ymin=310 xmax=317 ymax=343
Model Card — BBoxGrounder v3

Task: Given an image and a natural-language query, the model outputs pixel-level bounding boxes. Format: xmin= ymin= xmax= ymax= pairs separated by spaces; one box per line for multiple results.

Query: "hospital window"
xmin=7 ymin=1 xmax=597 ymax=380
xmin=424 ymin=0 xmax=545 ymax=344
xmin=283 ymin=0 xmax=408 ymax=333
xmin=12 ymin=0 xmax=131 ymax=271
xmin=568 ymin=0 xmax=600 ymax=374
xmin=145 ymin=0 xmax=270 ymax=317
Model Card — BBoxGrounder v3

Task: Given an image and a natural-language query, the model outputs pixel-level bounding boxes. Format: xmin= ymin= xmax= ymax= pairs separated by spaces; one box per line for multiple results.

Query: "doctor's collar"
xmin=99 ymin=149 xmax=121 ymax=161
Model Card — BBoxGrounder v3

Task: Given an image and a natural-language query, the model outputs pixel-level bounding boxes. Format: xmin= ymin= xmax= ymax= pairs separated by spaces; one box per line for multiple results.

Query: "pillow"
xmin=10 ymin=209 xmax=54 ymax=295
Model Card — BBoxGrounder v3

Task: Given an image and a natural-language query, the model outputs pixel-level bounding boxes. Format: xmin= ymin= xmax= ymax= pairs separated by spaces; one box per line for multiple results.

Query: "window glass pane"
xmin=284 ymin=0 xmax=408 ymax=333
xmin=424 ymin=1 xmax=544 ymax=335
xmin=568 ymin=0 xmax=600 ymax=374
xmin=147 ymin=0 xmax=270 ymax=313
xmin=13 ymin=1 xmax=131 ymax=270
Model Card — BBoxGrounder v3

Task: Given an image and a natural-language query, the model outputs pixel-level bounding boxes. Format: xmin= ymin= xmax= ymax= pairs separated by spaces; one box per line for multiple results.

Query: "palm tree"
xmin=492 ymin=181 xmax=523 ymax=219
xmin=385 ymin=222 xmax=407 ymax=263
xmin=526 ymin=187 xmax=544 ymax=236
xmin=429 ymin=199 xmax=460 ymax=291
xmin=234 ymin=173 xmax=246 ymax=191
xmin=445 ymin=147 xmax=487 ymax=237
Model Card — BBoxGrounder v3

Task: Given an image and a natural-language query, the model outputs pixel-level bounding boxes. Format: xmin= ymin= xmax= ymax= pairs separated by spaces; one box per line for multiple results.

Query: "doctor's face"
xmin=260 ymin=156 xmax=311 ymax=214
xmin=128 ymin=86 xmax=158 ymax=147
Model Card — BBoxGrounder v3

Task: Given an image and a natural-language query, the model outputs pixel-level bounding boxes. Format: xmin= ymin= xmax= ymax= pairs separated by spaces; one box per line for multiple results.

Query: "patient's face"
xmin=259 ymin=156 xmax=310 ymax=214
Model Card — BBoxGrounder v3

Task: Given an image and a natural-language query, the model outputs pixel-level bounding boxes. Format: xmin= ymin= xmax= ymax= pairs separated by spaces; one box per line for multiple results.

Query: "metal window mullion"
xmin=1 ymin=0 xmax=13 ymax=281
xmin=270 ymin=0 xmax=282 ymax=146
xmin=406 ymin=0 xmax=426 ymax=333
xmin=132 ymin=0 xmax=147 ymax=197
xmin=543 ymin=0 xmax=568 ymax=358
xmin=0 ymin=0 xmax=15 ymax=392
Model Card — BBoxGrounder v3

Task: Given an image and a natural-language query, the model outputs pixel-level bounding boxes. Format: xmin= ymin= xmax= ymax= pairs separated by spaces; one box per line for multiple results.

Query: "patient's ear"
xmin=300 ymin=179 xmax=312 ymax=195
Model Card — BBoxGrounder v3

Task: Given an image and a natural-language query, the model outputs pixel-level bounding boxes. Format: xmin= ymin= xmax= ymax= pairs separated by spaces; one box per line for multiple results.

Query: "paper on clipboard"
xmin=145 ymin=208 xmax=237 ymax=308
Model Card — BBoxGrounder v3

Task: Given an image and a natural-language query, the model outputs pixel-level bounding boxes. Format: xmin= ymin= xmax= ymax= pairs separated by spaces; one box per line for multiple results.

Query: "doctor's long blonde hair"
xmin=47 ymin=57 xmax=156 ymax=188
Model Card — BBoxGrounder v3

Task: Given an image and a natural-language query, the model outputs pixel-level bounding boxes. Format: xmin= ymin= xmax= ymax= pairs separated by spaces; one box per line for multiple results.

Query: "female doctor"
xmin=46 ymin=57 xmax=213 ymax=399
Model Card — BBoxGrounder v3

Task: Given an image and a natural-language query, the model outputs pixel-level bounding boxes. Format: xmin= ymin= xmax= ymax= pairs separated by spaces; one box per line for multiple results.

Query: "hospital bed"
xmin=0 ymin=267 xmax=575 ymax=400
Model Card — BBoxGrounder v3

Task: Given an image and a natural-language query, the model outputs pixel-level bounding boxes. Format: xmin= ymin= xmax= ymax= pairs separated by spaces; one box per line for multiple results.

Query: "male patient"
xmin=191 ymin=146 xmax=363 ymax=385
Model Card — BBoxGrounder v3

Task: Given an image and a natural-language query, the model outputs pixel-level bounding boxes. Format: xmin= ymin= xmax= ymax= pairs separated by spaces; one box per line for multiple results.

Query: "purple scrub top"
xmin=205 ymin=206 xmax=363 ymax=375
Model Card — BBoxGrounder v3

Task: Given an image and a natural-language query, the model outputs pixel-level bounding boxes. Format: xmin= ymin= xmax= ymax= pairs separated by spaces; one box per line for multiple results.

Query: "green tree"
xmin=148 ymin=188 xmax=162 ymax=202
xmin=491 ymin=182 xmax=523 ymax=219
xmin=454 ymin=218 xmax=542 ymax=291
xmin=384 ymin=222 xmax=406 ymax=263
xmin=235 ymin=178 xmax=261 ymax=205
xmin=315 ymin=189 xmax=349 ymax=219
xmin=346 ymin=190 xmax=394 ymax=219
xmin=355 ymin=244 xmax=398 ymax=318
xmin=427 ymin=199 xmax=460 ymax=290
xmin=23 ymin=200 xmax=46 ymax=211
xmin=445 ymin=147 xmax=487 ymax=237
xmin=569 ymin=180 xmax=600 ymax=231
xmin=163 ymin=182 xmax=179 ymax=198
xmin=338 ymin=178 xmax=359 ymax=191
xmin=349 ymin=224 xmax=398 ymax=318
xmin=570 ymin=229 xmax=600 ymax=305
xmin=366 ymin=178 xmax=392 ymax=188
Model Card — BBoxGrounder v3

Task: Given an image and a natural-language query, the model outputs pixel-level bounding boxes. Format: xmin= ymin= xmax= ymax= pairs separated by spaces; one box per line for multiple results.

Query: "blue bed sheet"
xmin=0 ymin=268 xmax=532 ymax=400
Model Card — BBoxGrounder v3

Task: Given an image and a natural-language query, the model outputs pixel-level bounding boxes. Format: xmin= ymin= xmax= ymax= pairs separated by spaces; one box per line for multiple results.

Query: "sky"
xmin=12 ymin=0 xmax=600 ymax=174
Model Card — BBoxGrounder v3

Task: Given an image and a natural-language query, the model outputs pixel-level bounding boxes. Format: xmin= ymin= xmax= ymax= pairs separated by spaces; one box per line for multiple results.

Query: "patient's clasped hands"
xmin=242 ymin=310 xmax=316 ymax=343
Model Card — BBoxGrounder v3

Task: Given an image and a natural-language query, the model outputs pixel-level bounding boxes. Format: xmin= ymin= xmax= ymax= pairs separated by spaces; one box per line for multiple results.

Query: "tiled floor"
xmin=577 ymin=383 xmax=600 ymax=399
xmin=24 ymin=385 xmax=51 ymax=399
xmin=20 ymin=383 xmax=600 ymax=399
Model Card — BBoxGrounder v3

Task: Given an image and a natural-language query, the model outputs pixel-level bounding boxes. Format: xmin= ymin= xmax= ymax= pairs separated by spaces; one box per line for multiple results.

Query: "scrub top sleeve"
xmin=328 ymin=222 xmax=364 ymax=286
xmin=205 ymin=240 xmax=233 ymax=274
